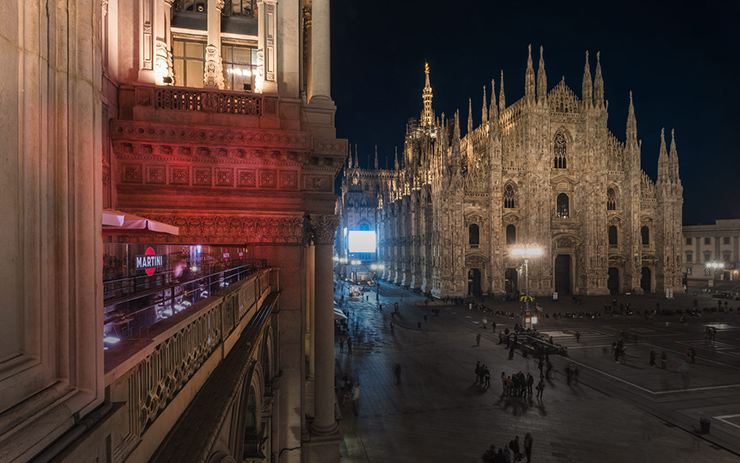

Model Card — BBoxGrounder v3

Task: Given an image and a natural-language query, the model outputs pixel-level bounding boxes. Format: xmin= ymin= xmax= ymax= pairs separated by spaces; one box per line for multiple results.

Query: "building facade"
xmin=341 ymin=47 xmax=684 ymax=298
xmin=683 ymin=220 xmax=740 ymax=284
xmin=1 ymin=1 xmax=344 ymax=463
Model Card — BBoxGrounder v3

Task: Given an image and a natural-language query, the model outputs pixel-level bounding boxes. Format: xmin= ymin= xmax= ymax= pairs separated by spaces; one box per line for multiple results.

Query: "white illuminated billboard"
xmin=347 ymin=231 xmax=377 ymax=253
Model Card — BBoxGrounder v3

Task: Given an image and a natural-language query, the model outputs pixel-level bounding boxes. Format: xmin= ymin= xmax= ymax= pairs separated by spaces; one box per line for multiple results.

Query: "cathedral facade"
xmin=340 ymin=46 xmax=684 ymax=298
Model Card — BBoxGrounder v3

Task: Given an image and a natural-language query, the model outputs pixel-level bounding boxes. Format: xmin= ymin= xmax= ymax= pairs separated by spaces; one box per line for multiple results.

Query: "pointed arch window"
xmin=607 ymin=188 xmax=617 ymax=211
xmin=609 ymin=225 xmax=618 ymax=246
xmin=504 ymin=184 xmax=516 ymax=208
xmin=469 ymin=224 xmax=480 ymax=247
xmin=556 ymin=193 xmax=570 ymax=218
xmin=554 ymin=132 xmax=567 ymax=169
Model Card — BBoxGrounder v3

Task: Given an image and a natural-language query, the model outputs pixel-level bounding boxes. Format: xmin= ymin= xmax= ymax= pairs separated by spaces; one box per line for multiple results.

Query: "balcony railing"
xmin=154 ymin=87 xmax=262 ymax=116
xmin=105 ymin=267 xmax=277 ymax=463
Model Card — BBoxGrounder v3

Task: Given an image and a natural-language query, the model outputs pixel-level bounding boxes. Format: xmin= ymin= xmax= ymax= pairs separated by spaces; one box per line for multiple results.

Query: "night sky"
xmin=329 ymin=0 xmax=739 ymax=225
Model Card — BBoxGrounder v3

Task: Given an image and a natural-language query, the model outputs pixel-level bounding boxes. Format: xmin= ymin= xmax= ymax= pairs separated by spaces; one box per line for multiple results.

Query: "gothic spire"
xmin=468 ymin=98 xmax=474 ymax=135
xmin=525 ymin=44 xmax=535 ymax=104
xmin=670 ymin=128 xmax=680 ymax=180
xmin=658 ymin=128 xmax=669 ymax=183
xmin=374 ymin=145 xmax=379 ymax=169
xmin=594 ymin=51 xmax=604 ymax=109
xmin=354 ymin=144 xmax=359 ymax=168
xmin=489 ymin=79 xmax=498 ymax=121
xmin=454 ymin=109 xmax=461 ymax=140
xmin=626 ymin=91 xmax=637 ymax=144
xmin=482 ymin=86 xmax=488 ymax=123
xmin=499 ymin=70 xmax=506 ymax=112
xmin=421 ymin=62 xmax=434 ymax=127
xmin=394 ymin=146 xmax=399 ymax=170
xmin=537 ymin=46 xmax=547 ymax=105
xmin=582 ymin=51 xmax=592 ymax=109
xmin=348 ymin=143 xmax=353 ymax=168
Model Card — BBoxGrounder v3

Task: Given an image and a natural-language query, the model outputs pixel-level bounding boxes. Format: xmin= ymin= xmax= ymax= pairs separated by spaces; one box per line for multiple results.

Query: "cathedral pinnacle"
xmin=421 ymin=62 xmax=434 ymax=127
xmin=670 ymin=129 xmax=680 ymax=181
xmin=347 ymin=143 xmax=353 ymax=168
xmin=537 ymin=46 xmax=547 ymax=105
xmin=525 ymin=44 xmax=535 ymax=104
xmin=499 ymin=70 xmax=506 ymax=112
xmin=626 ymin=91 xmax=637 ymax=143
xmin=594 ymin=51 xmax=604 ymax=109
xmin=394 ymin=146 xmax=399 ymax=170
xmin=354 ymin=144 xmax=359 ymax=168
xmin=482 ymin=86 xmax=488 ymax=123
xmin=658 ymin=128 xmax=669 ymax=182
xmin=582 ymin=51 xmax=592 ymax=109
xmin=468 ymin=98 xmax=474 ymax=135
xmin=489 ymin=79 xmax=498 ymax=121
xmin=374 ymin=145 xmax=379 ymax=169
xmin=454 ymin=110 xmax=461 ymax=140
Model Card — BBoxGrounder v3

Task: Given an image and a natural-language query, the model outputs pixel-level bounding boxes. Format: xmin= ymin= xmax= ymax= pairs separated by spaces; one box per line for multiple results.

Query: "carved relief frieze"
xmin=193 ymin=167 xmax=212 ymax=186
xmin=122 ymin=164 xmax=143 ymax=183
xmin=216 ymin=168 xmax=234 ymax=187
xmin=147 ymin=165 xmax=166 ymax=184
xmin=170 ymin=166 xmax=190 ymax=185
xmin=280 ymin=171 xmax=298 ymax=190
xmin=259 ymin=170 xmax=277 ymax=188
xmin=237 ymin=169 xmax=256 ymax=187
xmin=303 ymin=175 xmax=332 ymax=191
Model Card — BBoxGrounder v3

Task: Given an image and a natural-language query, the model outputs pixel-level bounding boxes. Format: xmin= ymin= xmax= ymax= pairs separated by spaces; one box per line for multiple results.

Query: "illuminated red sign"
xmin=135 ymin=247 xmax=164 ymax=276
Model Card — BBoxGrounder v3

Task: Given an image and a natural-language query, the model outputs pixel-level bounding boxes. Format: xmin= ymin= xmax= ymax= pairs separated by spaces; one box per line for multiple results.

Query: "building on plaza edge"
xmin=683 ymin=220 xmax=740 ymax=286
xmin=1 ymin=1 xmax=344 ymax=463
xmin=339 ymin=46 xmax=684 ymax=299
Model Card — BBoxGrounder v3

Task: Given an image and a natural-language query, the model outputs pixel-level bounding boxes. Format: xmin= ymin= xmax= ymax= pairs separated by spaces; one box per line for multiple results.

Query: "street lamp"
xmin=370 ymin=263 xmax=385 ymax=301
xmin=706 ymin=260 xmax=725 ymax=282
xmin=511 ymin=244 xmax=543 ymax=327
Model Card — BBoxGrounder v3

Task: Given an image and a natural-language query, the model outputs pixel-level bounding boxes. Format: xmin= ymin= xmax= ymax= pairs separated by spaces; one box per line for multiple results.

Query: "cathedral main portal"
xmin=555 ymin=255 xmax=572 ymax=295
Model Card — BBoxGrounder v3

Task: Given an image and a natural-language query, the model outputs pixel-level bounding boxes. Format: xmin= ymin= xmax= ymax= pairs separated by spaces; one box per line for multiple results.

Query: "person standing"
xmin=527 ymin=373 xmax=534 ymax=396
xmin=536 ymin=379 xmax=545 ymax=399
xmin=649 ymin=350 xmax=656 ymax=367
xmin=690 ymin=348 xmax=696 ymax=363
xmin=483 ymin=365 xmax=491 ymax=387
xmin=524 ymin=433 xmax=533 ymax=463
xmin=509 ymin=436 xmax=521 ymax=461
xmin=492 ymin=321 xmax=497 ymax=333
xmin=351 ymin=382 xmax=361 ymax=416
xmin=482 ymin=317 xmax=488 ymax=329
xmin=475 ymin=361 xmax=482 ymax=384
xmin=424 ymin=312 xmax=428 ymax=323
xmin=575 ymin=331 xmax=581 ymax=343
xmin=476 ymin=333 xmax=482 ymax=346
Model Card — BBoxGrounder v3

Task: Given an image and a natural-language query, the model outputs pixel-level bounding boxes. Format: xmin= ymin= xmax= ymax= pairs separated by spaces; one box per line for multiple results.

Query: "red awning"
xmin=102 ymin=209 xmax=179 ymax=236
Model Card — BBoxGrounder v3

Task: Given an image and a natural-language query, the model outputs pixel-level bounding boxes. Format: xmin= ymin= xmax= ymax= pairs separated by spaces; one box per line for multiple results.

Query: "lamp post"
xmin=511 ymin=244 xmax=543 ymax=327
xmin=706 ymin=260 xmax=725 ymax=283
xmin=370 ymin=262 xmax=385 ymax=302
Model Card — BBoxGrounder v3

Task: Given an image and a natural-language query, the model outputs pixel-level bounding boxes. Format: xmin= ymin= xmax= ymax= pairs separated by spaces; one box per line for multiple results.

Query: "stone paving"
xmin=334 ymin=283 xmax=740 ymax=463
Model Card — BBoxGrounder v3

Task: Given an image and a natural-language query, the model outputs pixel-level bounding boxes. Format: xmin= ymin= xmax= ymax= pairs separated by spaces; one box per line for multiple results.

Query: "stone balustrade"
xmin=104 ymin=268 xmax=275 ymax=463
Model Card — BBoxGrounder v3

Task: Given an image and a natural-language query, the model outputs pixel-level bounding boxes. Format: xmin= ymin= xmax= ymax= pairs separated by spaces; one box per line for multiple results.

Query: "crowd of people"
xmin=481 ymin=434 xmax=534 ymax=463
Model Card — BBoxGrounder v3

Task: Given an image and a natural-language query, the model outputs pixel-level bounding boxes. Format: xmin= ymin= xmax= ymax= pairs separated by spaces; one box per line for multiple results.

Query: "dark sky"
xmin=329 ymin=0 xmax=740 ymax=225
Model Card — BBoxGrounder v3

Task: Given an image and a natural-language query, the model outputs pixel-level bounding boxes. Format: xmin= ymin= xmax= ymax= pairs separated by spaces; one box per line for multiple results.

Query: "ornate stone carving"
xmin=311 ymin=215 xmax=339 ymax=245
xmin=154 ymin=40 xmax=174 ymax=86
xmin=204 ymin=44 xmax=224 ymax=89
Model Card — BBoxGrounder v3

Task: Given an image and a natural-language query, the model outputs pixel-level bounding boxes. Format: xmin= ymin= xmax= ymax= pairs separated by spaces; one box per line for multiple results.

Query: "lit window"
xmin=556 ymin=193 xmax=569 ymax=218
xmin=173 ymin=40 xmax=205 ymax=88
xmin=222 ymin=45 xmax=258 ymax=91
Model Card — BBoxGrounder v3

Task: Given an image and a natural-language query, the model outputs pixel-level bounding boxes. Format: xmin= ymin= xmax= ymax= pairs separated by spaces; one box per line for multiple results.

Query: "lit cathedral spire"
xmin=374 ymin=145 xmax=379 ymax=169
xmin=525 ymin=44 xmax=535 ymax=104
xmin=670 ymin=129 xmax=680 ymax=182
xmin=468 ymin=98 xmax=473 ymax=135
xmin=421 ymin=62 xmax=434 ymax=127
xmin=594 ymin=52 xmax=604 ymax=109
xmin=499 ymin=70 xmax=506 ymax=112
xmin=489 ymin=79 xmax=498 ymax=121
xmin=582 ymin=51 xmax=592 ymax=109
xmin=626 ymin=91 xmax=637 ymax=144
xmin=537 ymin=46 xmax=547 ymax=105
xmin=658 ymin=128 xmax=669 ymax=183
xmin=482 ymin=86 xmax=488 ymax=123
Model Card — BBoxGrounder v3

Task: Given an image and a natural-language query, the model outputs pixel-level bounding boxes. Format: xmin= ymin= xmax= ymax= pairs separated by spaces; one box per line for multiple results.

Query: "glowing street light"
xmin=511 ymin=244 xmax=543 ymax=326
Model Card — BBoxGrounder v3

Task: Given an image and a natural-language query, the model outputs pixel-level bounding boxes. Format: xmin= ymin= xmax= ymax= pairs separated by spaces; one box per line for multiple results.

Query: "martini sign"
xmin=135 ymin=247 xmax=165 ymax=276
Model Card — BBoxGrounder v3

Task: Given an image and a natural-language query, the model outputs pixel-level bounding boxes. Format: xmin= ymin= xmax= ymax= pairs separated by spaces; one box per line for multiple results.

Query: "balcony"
xmin=120 ymin=84 xmax=281 ymax=130
xmin=104 ymin=265 xmax=278 ymax=463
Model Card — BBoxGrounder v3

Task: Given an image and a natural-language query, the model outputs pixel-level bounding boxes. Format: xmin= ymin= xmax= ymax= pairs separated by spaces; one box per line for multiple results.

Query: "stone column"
xmin=308 ymin=0 xmax=330 ymax=103
xmin=204 ymin=0 xmax=224 ymax=88
xmin=257 ymin=0 xmax=279 ymax=94
xmin=310 ymin=215 xmax=339 ymax=438
xmin=154 ymin=0 xmax=174 ymax=85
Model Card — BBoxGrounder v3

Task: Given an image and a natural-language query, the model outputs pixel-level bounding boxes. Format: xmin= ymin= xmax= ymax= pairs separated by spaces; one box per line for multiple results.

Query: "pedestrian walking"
xmin=424 ymin=312 xmax=428 ymax=323
xmin=660 ymin=351 xmax=667 ymax=369
xmin=649 ymin=350 xmax=656 ymax=367
xmin=508 ymin=344 xmax=515 ymax=360
xmin=565 ymin=364 xmax=572 ymax=385
xmin=475 ymin=361 xmax=482 ymax=384
xmin=476 ymin=333 xmax=482 ymax=346
xmin=524 ymin=433 xmax=533 ymax=463
xmin=509 ymin=436 xmax=521 ymax=461
xmin=351 ymin=382 xmax=361 ymax=416
xmin=394 ymin=363 xmax=402 ymax=385
xmin=527 ymin=373 xmax=534 ymax=396
xmin=492 ymin=321 xmax=497 ymax=333
xmin=575 ymin=330 xmax=581 ymax=343
xmin=390 ymin=321 xmax=395 ymax=333
xmin=536 ymin=379 xmax=545 ymax=399
xmin=482 ymin=317 xmax=488 ymax=329
xmin=690 ymin=348 xmax=696 ymax=363
xmin=483 ymin=365 xmax=491 ymax=387
xmin=573 ymin=365 xmax=579 ymax=384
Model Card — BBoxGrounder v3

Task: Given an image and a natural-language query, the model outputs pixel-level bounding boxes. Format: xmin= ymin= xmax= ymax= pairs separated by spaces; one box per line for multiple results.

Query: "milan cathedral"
xmin=339 ymin=46 xmax=684 ymax=298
